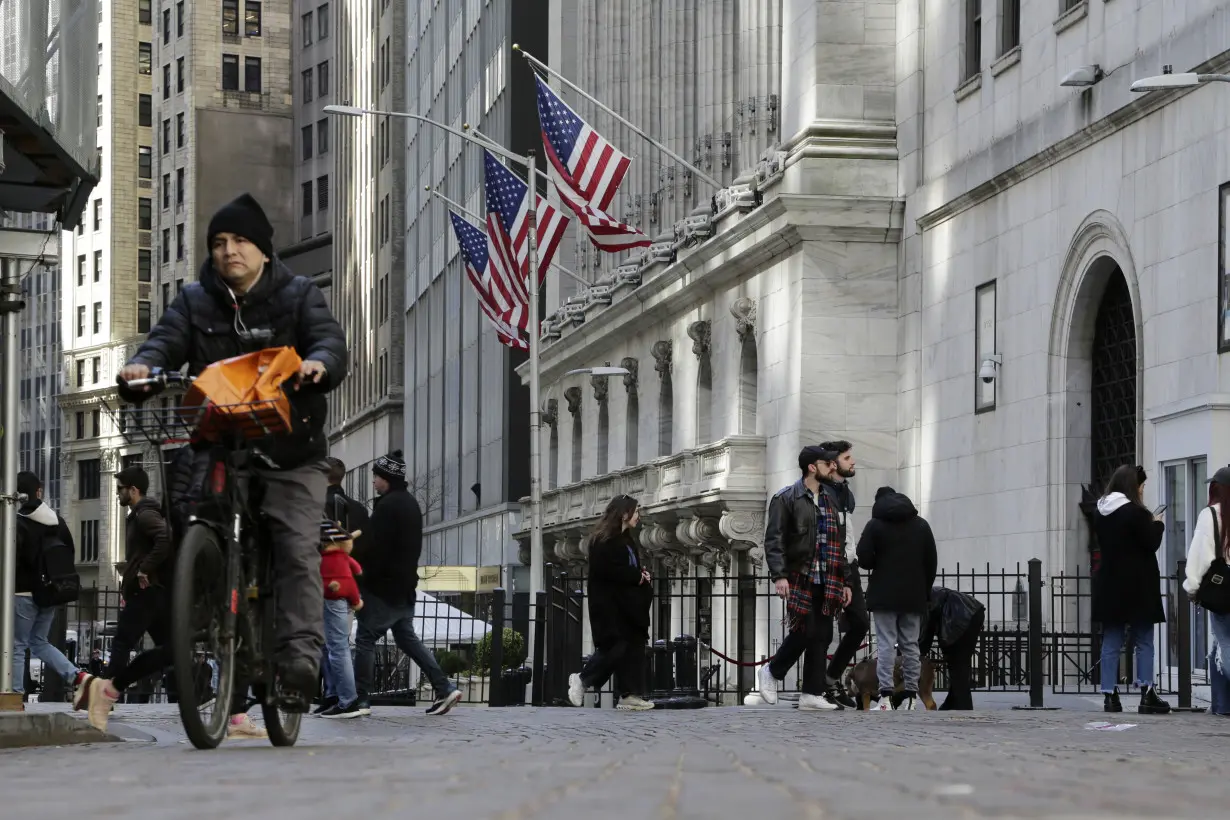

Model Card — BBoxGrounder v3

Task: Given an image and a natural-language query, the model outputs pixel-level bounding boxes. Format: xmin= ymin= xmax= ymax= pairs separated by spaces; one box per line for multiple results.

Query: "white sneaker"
xmin=901 ymin=695 xmax=918 ymax=711
xmin=85 ymin=677 xmax=119 ymax=732
xmin=757 ymin=665 xmax=780 ymax=705
xmin=226 ymin=714 xmax=268 ymax=740
xmin=798 ymin=693 xmax=839 ymax=711
xmin=616 ymin=694 xmax=655 ymax=711
xmin=567 ymin=673 xmax=586 ymax=707
xmin=872 ymin=697 xmax=895 ymax=712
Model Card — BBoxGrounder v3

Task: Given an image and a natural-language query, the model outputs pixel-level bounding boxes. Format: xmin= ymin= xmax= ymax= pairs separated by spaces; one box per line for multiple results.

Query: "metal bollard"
xmin=650 ymin=639 xmax=673 ymax=697
xmin=489 ymin=588 xmax=505 ymax=707
xmin=1173 ymin=562 xmax=1206 ymax=712
xmin=531 ymin=590 xmax=546 ymax=706
xmin=673 ymin=635 xmax=700 ymax=696
xmin=1013 ymin=558 xmax=1060 ymax=710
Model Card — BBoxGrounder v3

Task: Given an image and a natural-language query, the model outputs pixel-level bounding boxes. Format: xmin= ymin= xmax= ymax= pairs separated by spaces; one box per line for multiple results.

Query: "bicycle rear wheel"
xmin=261 ymin=691 xmax=302 ymax=746
xmin=172 ymin=525 xmax=235 ymax=750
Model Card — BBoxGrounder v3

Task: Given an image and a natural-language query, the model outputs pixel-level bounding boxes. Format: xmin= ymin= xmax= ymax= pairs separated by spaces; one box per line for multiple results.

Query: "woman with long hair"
xmin=567 ymin=494 xmax=654 ymax=711
xmin=1184 ymin=466 xmax=1230 ymax=715
xmin=1092 ymin=464 xmax=1170 ymax=714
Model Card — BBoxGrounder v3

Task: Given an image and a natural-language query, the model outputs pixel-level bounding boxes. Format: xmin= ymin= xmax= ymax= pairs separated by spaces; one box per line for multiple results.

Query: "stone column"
xmin=780 ymin=0 xmax=897 ymax=197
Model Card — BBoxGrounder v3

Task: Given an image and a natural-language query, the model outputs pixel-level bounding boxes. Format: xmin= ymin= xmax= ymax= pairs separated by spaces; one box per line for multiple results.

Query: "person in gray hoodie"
xmin=857 ymin=486 xmax=937 ymax=711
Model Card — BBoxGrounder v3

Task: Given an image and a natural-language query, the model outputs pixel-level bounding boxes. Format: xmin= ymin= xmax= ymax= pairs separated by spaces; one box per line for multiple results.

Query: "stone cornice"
xmin=917 ymin=45 xmax=1230 ymax=233
xmin=517 ymin=192 xmax=903 ymax=385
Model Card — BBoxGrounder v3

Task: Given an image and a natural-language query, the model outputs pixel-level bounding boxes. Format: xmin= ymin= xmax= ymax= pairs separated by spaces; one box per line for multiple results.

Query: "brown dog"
xmin=845 ymin=656 xmax=937 ymax=710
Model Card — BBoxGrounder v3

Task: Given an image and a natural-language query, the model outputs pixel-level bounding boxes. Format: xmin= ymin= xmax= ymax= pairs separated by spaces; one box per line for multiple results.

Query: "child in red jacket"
xmin=320 ymin=517 xmax=363 ymax=611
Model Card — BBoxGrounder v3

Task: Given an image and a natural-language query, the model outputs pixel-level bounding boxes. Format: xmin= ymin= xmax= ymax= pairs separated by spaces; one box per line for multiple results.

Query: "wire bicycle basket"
xmin=111 ymin=398 xmax=292 ymax=448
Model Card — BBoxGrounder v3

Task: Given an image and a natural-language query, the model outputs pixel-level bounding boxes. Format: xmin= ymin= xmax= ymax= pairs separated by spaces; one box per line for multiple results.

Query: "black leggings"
xmin=580 ymin=640 xmax=646 ymax=696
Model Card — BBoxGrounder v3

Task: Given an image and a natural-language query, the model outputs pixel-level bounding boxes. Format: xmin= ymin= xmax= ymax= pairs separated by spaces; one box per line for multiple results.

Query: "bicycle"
xmin=116 ymin=366 xmax=307 ymax=749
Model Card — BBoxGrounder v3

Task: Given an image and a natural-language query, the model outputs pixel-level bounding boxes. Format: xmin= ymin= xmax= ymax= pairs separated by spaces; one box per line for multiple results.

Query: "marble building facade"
xmin=507 ymin=0 xmax=1230 ymax=681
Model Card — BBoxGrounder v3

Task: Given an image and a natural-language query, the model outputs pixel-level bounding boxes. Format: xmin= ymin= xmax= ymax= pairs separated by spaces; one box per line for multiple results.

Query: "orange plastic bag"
xmin=182 ymin=346 xmax=303 ymax=439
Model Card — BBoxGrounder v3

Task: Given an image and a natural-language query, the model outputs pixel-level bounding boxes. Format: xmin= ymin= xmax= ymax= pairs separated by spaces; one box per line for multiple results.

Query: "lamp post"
xmin=325 ymin=103 xmax=549 ymax=616
xmin=1129 ymin=70 xmax=1230 ymax=93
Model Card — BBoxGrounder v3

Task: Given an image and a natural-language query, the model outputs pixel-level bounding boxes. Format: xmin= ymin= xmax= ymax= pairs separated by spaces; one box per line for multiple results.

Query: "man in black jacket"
xmin=857 ymin=486 xmax=938 ymax=711
xmin=12 ymin=471 xmax=85 ymax=698
xmin=758 ymin=446 xmax=855 ymax=711
xmin=817 ymin=439 xmax=864 ymax=709
xmin=352 ymin=451 xmax=460 ymax=716
xmin=117 ymin=193 xmax=347 ymax=701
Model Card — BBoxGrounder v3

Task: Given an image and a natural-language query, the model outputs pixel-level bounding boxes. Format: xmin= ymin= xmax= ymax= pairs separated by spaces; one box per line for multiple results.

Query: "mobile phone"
xmin=1153 ymin=504 xmax=1168 ymax=517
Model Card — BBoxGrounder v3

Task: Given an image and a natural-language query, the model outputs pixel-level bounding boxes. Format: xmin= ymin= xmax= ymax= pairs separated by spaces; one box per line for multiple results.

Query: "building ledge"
xmin=1053 ymin=2 xmax=1089 ymax=35
xmin=326 ymin=395 xmax=404 ymax=442
xmin=990 ymin=47 xmax=1021 ymax=78
xmin=954 ymin=73 xmax=982 ymax=103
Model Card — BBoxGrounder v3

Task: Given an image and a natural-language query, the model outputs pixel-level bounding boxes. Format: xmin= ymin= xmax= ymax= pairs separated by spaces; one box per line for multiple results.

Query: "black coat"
xmin=1092 ymin=499 xmax=1165 ymax=625
xmin=587 ymin=531 xmax=652 ymax=650
xmin=856 ymin=491 xmax=938 ymax=614
xmin=124 ymin=258 xmax=347 ymax=469
xmin=920 ymin=587 xmax=985 ymax=655
xmin=355 ymin=486 xmax=422 ymax=607
xmin=122 ymin=496 xmax=173 ymax=596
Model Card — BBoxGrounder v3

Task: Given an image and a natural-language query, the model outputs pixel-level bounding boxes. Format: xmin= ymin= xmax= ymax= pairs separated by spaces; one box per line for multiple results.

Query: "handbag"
xmin=1196 ymin=505 xmax=1230 ymax=615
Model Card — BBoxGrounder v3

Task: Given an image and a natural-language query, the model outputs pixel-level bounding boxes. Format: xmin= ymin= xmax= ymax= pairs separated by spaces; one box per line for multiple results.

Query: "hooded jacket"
xmin=122 ymin=496 xmax=173 ymax=596
xmin=1092 ymin=492 xmax=1165 ymax=625
xmin=123 ymin=257 xmax=348 ymax=469
xmin=15 ymin=499 xmax=74 ymax=595
xmin=355 ymin=484 xmax=423 ymax=607
xmin=856 ymin=490 xmax=937 ymax=613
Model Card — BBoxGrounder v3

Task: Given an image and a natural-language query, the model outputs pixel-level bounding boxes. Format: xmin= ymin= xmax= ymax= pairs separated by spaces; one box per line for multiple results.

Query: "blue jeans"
xmin=321 ymin=598 xmax=357 ymax=706
xmin=11 ymin=596 xmax=78 ymax=694
xmin=1100 ymin=622 xmax=1156 ymax=693
xmin=1209 ymin=612 xmax=1230 ymax=716
xmin=354 ymin=592 xmax=455 ymax=701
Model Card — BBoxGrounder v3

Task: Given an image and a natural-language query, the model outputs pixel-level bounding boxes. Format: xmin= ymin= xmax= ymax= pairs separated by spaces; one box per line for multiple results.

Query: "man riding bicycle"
xmin=117 ymin=193 xmax=347 ymax=703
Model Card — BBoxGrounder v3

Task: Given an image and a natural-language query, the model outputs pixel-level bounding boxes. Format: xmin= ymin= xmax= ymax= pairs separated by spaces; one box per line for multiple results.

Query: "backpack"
xmin=23 ymin=517 xmax=81 ymax=607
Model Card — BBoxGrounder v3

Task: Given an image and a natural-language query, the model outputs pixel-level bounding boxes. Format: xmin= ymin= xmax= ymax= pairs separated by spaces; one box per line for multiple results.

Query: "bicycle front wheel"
xmin=172 ymin=525 xmax=235 ymax=750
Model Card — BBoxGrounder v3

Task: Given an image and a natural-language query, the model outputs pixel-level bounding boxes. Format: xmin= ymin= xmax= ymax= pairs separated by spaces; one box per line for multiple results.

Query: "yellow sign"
xmin=417 ymin=565 xmax=503 ymax=593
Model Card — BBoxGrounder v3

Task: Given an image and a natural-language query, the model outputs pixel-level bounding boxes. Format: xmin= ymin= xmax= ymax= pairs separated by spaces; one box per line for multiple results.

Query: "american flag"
xmin=536 ymin=75 xmax=630 ymax=212
xmin=547 ymin=161 xmax=651 ymax=252
xmin=449 ymin=211 xmax=528 ymax=350
xmin=484 ymin=151 xmax=568 ymax=311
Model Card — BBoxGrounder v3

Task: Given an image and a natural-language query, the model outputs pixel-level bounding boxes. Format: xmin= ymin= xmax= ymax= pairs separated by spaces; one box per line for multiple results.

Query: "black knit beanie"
xmin=207 ymin=193 xmax=275 ymax=260
xmin=373 ymin=450 xmax=407 ymax=483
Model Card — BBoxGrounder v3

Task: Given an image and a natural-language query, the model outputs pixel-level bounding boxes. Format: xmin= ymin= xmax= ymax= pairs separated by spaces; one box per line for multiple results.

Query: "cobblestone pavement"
xmin=6 ymin=700 xmax=1227 ymax=819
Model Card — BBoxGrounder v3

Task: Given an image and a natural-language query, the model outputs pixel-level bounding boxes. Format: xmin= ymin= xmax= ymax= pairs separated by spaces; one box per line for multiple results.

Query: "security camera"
xmin=979 ymin=354 xmax=1002 ymax=384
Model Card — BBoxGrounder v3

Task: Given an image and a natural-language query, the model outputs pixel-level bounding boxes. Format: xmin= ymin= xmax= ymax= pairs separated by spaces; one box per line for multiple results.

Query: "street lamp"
xmin=1130 ymin=72 xmax=1230 ymax=92
xmin=324 ymin=103 xmax=550 ymax=617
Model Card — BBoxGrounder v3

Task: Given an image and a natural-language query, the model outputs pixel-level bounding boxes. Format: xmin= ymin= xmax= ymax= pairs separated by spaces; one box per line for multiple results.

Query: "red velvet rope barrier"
xmin=704 ymin=642 xmax=869 ymax=668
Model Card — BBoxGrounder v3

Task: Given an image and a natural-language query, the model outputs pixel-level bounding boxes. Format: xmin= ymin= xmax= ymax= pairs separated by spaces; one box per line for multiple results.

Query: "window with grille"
xmin=80 ymin=520 xmax=100 ymax=563
xmin=222 ymin=54 xmax=240 ymax=90
xmin=317 ymin=176 xmax=329 ymax=210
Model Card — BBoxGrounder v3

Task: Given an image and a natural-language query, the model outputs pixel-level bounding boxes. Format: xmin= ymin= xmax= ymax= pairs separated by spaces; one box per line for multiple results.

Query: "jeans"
xmin=1099 ymin=621 xmax=1155 ymax=693
xmin=11 ymin=596 xmax=78 ymax=694
xmin=580 ymin=640 xmax=646 ymax=696
xmin=353 ymin=591 xmax=456 ymax=701
xmin=873 ymin=612 xmax=924 ymax=694
xmin=1209 ymin=611 xmax=1230 ymax=716
xmin=767 ymin=586 xmax=835 ymax=696
xmin=321 ymin=598 xmax=357 ymax=706
xmin=826 ymin=569 xmax=869 ymax=685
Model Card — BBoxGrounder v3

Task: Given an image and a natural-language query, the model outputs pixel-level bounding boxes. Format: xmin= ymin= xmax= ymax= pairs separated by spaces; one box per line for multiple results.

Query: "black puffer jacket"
xmin=856 ymin=490 xmax=938 ymax=613
xmin=122 ymin=497 xmax=173 ymax=596
xmin=124 ymin=258 xmax=347 ymax=469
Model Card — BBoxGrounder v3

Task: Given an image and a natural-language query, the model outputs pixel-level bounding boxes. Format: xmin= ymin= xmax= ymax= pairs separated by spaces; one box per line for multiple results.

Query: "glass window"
xmin=92 ymin=302 xmax=102 ymax=333
xmin=138 ymin=301 xmax=152 ymax=333
xmin=92 ymin=357 xmax=100 ymax=384
xmin=302 ymin=125 xmax=313 ymax=160
xmin=177 ymin=1 xmax=185 ymax=36
xmin=139 ymin=0 xmax=152 ymax=25
xmin=318 ymin=4 xmax=329 ymax=39
xmin=176 ymin=168 xmax=185 ymax=204
xmin=138 ymin=146 xmax=152 ymax=179
xmin=138 ymin=250 xmax=152 ymax=282
xmin=222 ymin=0 xmax=239 ymax=35
xmin=317 ymin=61 xmax=329 ymax=96
xmin=76 ymin=305 xmax=85 ymax=337
xmin=245 ymin=56 xmax=262 ymax=93
xmin=93 ymin=199 xmax=101 ymax=231
xmin=162 ymin=8 xmax=170 ymax=43
xmin=317 ymin=175 xmax=329 ymax=211
xmin=302 ymin=181 xmax=313 ymax=216
xmin=177 ymin=113 xmax=185 ymax=147
xmin=222 ymin=54 xmax=240 ymax=90
xmin=76 ymin=255 xmax=85 ymax=285
xmin=162 ymin=173 xmax=170 ymax=208
xmin=302 ymin=12 xmax=313 ymax=46
xmin=96 ymin=94 xmax=102 ymax=127
xmin=138 ymin=42 xmax=152 ymax=75
xmin=177 ymin=57 xmax=184 ymax=93
xmin=162 ymin=229 xmax=171 ymax=263
xmin=162 ymin=119 xmax=170 ymax=153
xmin=138 ymin=197 xmax=152 ymax=230
xmin=162 ymin=283 xmax=171 ymax=311
xmin=302 ymin=69 xmax=313 ymax=103
xmin=79 ymin=459 xmax=101 ymax=499
xmin=317 ymin=119 xmax=329 ymax=154
xmin=139 ymin=94 xmax=152 ymax=127
xmin=245 ymin=1 xmax=262 ymax=36
xmin=93 ymin=250 xmax=102 ymax=282
xmin=1163 ymin=458 xmax=1210 ymax=672
xmin=176 ymin=224 xmax=185 ymax=260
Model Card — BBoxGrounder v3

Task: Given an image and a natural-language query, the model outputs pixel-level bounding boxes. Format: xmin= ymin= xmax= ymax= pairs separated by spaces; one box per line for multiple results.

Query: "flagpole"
xmin=427 ymin=187 xmax=589 ymax=287
xmin=512 ymin=45 xmax=725 ymax=191
xmin=526 ymin=149 xmax=545 ymax=619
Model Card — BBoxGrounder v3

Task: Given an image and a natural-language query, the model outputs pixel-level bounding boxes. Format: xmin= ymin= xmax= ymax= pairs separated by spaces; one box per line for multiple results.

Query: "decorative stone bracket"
xmin=563 ymin=386 xmax=583 ymax=417
xmin=591 ymin=372 xmax=609 ymax=404
xmin=651 ymin=339 xmax=673 ymax=378
xmin=730 ymin=297 xmax=757 ymax=345
xmin=621 ymin=357 xmax=639 ymax=393
xmin=687 ymin=320 xmax=711 ymax=358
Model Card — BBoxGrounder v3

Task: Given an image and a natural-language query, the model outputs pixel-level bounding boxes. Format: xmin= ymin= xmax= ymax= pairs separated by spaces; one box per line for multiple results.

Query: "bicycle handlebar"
xmin=117 ymin=369 xmax=194 ymax=395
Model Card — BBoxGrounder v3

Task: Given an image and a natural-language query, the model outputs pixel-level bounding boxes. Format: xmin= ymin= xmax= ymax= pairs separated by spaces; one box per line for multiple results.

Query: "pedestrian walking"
xmin=11 ymin=471 xmax=86 ymax=700
xmin=857 ymin=486 xmax=937 ymax=711
xmin=567 ymin=495 xmax=654 ymax=711
xmin=352 ymin=451 xmax=461 ymax=716
xmin=757 ymin=446 xmax=855 ymax=711
xmin=817 ymin=440 xmax=865 ymax=709
xmin=919 ymin=587 xmax=985 ymax=710
xmin=75 ymin=467 xmax=266 ymax=738
xmin=316 ymin=517 xmax=363 ymax=719
xmin=1184 ymin=465 xmax=1230 ymax=716
xmin=315 ymin=457 xmax=368 ymax=716
xmin=1092 ymin=464 xmax=1170 ymax=714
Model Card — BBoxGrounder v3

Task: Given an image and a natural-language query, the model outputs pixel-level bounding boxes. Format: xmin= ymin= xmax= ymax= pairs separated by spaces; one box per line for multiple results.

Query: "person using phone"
xmin=1092 ymin=465 xmax=1170 ymax=715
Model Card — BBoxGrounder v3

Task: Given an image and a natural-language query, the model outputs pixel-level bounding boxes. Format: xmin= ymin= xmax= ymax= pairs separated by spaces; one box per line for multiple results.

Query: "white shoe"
xmin=616 ymin=694 xmax=655 ymax=711
xmin=226 ymin=714 xmax=268 ymax=740
xmin=872 ymin=696 xmax=895 ymax=712
xmin=757 ymin=665 xmax=780 ymax=706
xmin=567 ymin=673 xmax=586 ymax=707
xmin=798 ymin=693 xmax=839 ymax=711
xmin=901 ymin=695 xmax=918 ymax=711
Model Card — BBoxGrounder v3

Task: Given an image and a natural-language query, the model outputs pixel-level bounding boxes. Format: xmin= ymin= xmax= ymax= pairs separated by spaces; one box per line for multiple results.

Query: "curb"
xmin=0 ymin=711 xmax=124 ymax=749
